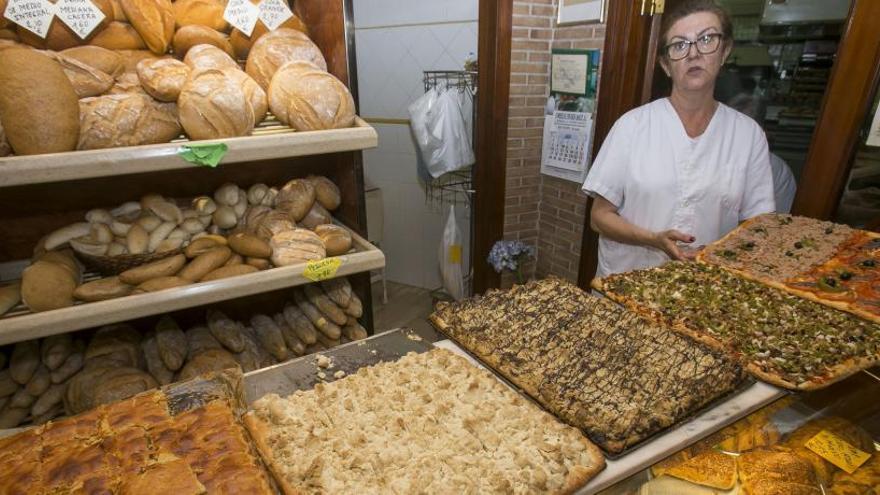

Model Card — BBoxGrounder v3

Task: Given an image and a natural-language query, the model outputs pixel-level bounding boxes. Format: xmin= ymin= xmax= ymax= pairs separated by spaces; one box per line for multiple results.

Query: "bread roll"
xmin=230 ymin=13 xmax=308 ymax=59
xmin=222 ymin=67 xmax=267 ymax=125
xmin=255 ymin=209 xmax=294 ymax=241
xmin=276 ymin=178 xmax=315 ymax=221
xmin=120 ymin=0 xmax=174 ymax=54
xmin=228 ymin=232 xmax=271 ymax=258
xmin=78 ymin=94 xmax=181 ymax=150
xmin=136 ymin=57 xmax=190 ymax=101
xmin=74 ymin=276 xmax=134 ymax=301
xmin=270 ymin=228 xmax=325 ymax=266
xmin=178 ymin=245 xmax=231 ymax=281
xmin=245 ymin=28 xmax=326 ymax=90
xmin=314 ymin=224 xmax=352 ymax=256
xmin=344 ymin=292 xmax=363 ymax=318
xmin=183 ymin=43 xmax=238 ymax=72
xmin=48 ymin=52 xmax=115 ymax=97
xmin=172 ymin=25 xmax=234 ymax=58
xmin=299 ymin=202 xmax=333 ymax=230
xmin=90 ymin=21 xmax=147 ymax=50
xmin=303 ymin=283 xmax=347 ymax=325
xmin=269 ymin=60 xmax=355 ymax=131
xmin=178 ymin=69 xmax=254 ymax=139
xmin=61 ymin=45 xmax=125 ymax=77
xmin=308 ymin=175 xmax=342 ymax=211
xmin=0 ymin=49 xmax=79 ymax=155
xmin=21 ymin=260 xmax=77 ymax=312
xmin=171 ymin=0 xmax=227 ymax=31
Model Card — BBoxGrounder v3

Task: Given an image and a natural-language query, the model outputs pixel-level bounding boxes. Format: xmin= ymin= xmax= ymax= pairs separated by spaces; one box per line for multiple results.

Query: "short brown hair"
xmin=659 ymin=0 xmax=733 ymax=53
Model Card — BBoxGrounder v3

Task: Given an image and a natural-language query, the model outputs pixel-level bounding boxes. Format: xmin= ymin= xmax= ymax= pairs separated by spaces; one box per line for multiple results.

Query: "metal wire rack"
xmin=422 ymin=70 xmax=478 ymax=210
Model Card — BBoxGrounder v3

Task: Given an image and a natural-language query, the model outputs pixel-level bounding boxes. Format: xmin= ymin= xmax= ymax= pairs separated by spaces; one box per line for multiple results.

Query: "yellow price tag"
xmin=303 ymin=258 xmax=343 ymax=282
xmin=448 ymin=245 xmax=462 ymax=264
xmin=805 ymin=430 xmax=872 ymax=474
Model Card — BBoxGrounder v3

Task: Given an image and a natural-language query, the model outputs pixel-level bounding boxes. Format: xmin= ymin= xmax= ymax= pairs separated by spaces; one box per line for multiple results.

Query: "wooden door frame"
xmin=791 ymin=0 xmax=880 ymax=219
xmin=473 ymin=0 xmax=513 ymax=293
xmin=576 ymin=1 xmax=657 ymax=289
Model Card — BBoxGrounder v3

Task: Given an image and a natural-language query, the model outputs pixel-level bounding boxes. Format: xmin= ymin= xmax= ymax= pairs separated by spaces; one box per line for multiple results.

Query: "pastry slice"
xmin=737 ymin=448 xmax=821 ymax=495
xmin=665 ymin=450 xmax=737 ymax=489
xmin=121 ymin=454 xmax=206 ymax=495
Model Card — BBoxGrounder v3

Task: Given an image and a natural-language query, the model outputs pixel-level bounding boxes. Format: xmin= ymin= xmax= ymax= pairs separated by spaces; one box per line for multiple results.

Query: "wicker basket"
xmin=74 ymin=248 xmax=183 ymax=276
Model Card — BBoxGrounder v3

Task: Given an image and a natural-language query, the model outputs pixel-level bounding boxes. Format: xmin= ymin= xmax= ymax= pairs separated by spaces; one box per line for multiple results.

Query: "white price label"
xmin=4 ymin=0 xmax=55 ymax=38
xmin=54 ymin=0 xmax=105 ymax=39
xmin=258 ymin=0 xmax=292 ymax=31
xmin=223 ymin=0 xmax=260 ymax=36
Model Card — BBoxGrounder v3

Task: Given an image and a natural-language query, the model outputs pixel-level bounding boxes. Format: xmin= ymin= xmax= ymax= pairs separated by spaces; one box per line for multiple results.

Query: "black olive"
xmin=785 ymin=251 xmax=794 ymax=257
xmin=861 ymin=260 xmax=876 ymax=268
xmin=741 ymin=241 xmax=755 ymax=250
xmin=840 ymin=271 xmax=853 ymax=281
xmin=823 ymin=277 xmax=837 ymax=287
xmin=794 ymin=241 xmax=804 ymax=249
xmin=824 ymin=227 xmax=833 ymax=234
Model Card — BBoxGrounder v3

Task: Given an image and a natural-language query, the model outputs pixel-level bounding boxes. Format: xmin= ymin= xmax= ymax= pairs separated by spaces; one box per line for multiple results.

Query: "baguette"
xmin=303 ymin=284 xmax=347 ymax=325
xmin=178 ymin=246 xmax=232 ymax=281
xmin=185 ymin=325 xmax=223 ymax=359
xmin=342 ymin=322 xmax=368 ymax=341
xmin=344 ymin=293 xmax=363 ymax=318
xmin=282 ymin=303 xmax=317 ymax=345
xmin=10 ymin=340 xmax=40 ymax=385
xmin=228 ymin=232 xmax=272 ymax=258
xmin=206 ymin=309 xmax=246 ymax=352
xmin=250 ymin=314 xmax=288 ymax=361
xmin=320 ymin=277 xmax=352 ymax=308
xmin=40 ymin=334 xmax=73 ymax=370
xmin=50 ymin=345 xmax=85 ymax=384
xmin=273 ymin=313 xmax=305 ymax=356
xmin=154 ymin=316 xmax=187 ymax=371
xmin=0 ymin=369 xmax=17 ymax=396
xmin=142 ymin=332 xmax=175 ymax=385
xmin=9 ymin=387 xmax=37 ymax=409
xmin=134 ymin=276 xmax=190 ymax=293
xmin=31 ymin=383 xmax=67 ymax=417
xmin=294 ymin=290 xmax=341 ymax=340
xmin=73 ymin=276 xmax=134 ymax=302
xmin=119 ymin=254 xmax=187 ymax=285
xmin=185 ymin=236 xmax=226 ymax=258
xmin=233 ymin=329 xmax=261 ymax=373
xmin=25 ymin=365 xmax=51 ymax=396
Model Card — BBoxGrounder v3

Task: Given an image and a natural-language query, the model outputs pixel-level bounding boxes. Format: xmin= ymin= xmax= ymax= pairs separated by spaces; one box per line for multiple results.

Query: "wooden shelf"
xmin=0 ymin=117 xmax=378 ymax=188
xmin=0 ymin=228 xmax=384 ymax=346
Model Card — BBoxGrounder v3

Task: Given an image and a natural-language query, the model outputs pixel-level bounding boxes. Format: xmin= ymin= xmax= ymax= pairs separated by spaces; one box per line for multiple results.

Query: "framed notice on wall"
xmin=557 ymin=0 xmax=606 ymax=26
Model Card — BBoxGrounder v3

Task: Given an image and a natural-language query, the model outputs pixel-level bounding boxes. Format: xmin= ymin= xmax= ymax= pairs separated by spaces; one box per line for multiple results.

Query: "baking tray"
xmin=430 ymin=318 xmax=757 ymax=460
xmin=243 ymin=327 xmax=433 ymax=403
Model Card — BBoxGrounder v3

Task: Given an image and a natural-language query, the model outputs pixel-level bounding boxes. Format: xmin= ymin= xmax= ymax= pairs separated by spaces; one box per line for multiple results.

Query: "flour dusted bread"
xmin=0 ymin=49 xmax=79 ymax=155
xmin=245 ymin=349 xmax=604 ymax=494
xmin=137 ymin=57 xmax=190 ymax=101
xmin=61 ymin=45 xmax=125 ymax=77
xmin=178 ymin=68 xmax=254 ymax=139
xmin=245 ymin=28 xmax=327 ymax=90
xmin=90 ymin=21 xmax=148 ymax=50
xmin=48 ymin=52 xmax=115 ymax=97
xmin=308 ymin=175 xmax=342 ymax=210
xmin=229 ymin=11 xmax=308 ymax=59
xmin=183 ymin=43 xmax=239 ymax=71
xmin=270 ymin=229 xmax=325 ymax=266
xmin=172 ymin=25 xmax=234 ymax=58
xmin=268 ymin=61 xmax=355 ymax=131
xmin=276 ymin=178 xmax=315 ymax=221
xmin=120 ymin=0 xmax=174 ymax=54
xmin=222 ymin=67 xmax=267 ymax=125
xmin=78 ymin=94 xmax=181 ymax=149
xmin=314 ymin=224 xmax=351 ymax=256
xmin=172 ymin=0 xmax=227 ymax=31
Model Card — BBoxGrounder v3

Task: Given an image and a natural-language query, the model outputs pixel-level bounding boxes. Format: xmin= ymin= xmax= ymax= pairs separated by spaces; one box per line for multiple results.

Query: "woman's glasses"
xmin=663 ymin=33 xmax=724 ymax=61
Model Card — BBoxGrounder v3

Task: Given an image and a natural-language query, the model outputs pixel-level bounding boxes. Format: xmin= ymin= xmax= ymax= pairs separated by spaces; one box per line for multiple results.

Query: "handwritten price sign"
xmin=54 ymin=0 xmax=105 ymax=39
xmin=258 ymin=0 xmax=292 ymax=31
xmin=303 ymin=258 xmax=343 ymax=282
xmin=223 ymin=0 xmax=259 ymax=36
xmin=805 ymin=430 xmax=872 ymax=474
xmin=4 ymin=0 xmax=55 ymax=38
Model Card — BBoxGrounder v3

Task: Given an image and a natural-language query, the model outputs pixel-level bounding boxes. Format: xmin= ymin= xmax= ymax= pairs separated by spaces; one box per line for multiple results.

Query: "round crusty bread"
xmin=308 ymin=175 xmax=342 ymax=211
xmin=268 ymin=60 xmax=355 ymax=131
xmin=314 ymin=224 xmax=352 ymax=256
xmin=245 ymin=28 xmax=327 ymax=90
xmin=229 ymin=13 xmax=308 ymax=59
xmin=298 ymin=202 xmax=332 ymax=230
xmin=89 ymin=22 xmax=148 ymax=50
xmin=255 ymin=210 xmax=295 ymax=241
xmin=222 ymin=67 xmax=267 ymax=125
xmin=136 ymin=58 xmax=190 ymax=101
xmin=0 ymin=49 xmax=79 ymax=155
xmin=61 ymin=46 xmax=125 ymax=77
xmin=49 ymin=52 xmax=115 ymax=98
xmin=172 ymin=0 xmax=227 ymax=31
xmin=120 ymin=0 xmax=174 ymax=54
xmin=78 ymin=94 xmax=181 ymax=150
xmin=275 ymin=179 xmax=315 ymax=221
xmin=21 ymin=261 xmax=77 ymax=312
xmin=270 ymin=229 xmax=325 ymax=266
xmin=183 ymin=43 xmax=239 ymax=72
xmin=108 ymin=71 xmax=149 ymax=95
xmin=178 ymin=68 xmax=254 ymax=139
xmin=172 ymin=25 xmax=234 ymax=58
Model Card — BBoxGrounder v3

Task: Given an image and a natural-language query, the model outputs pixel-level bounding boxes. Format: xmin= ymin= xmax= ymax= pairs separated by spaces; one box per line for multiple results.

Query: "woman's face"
xmin=660 ymin=12 xmax=730 ymax=94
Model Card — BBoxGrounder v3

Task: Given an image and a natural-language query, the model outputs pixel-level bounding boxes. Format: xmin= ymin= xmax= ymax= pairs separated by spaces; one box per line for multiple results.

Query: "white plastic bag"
xmin=408 ymin=87 xmax=475 ymax=178
xmin=438 ymin=204 xmax=465 ymax=301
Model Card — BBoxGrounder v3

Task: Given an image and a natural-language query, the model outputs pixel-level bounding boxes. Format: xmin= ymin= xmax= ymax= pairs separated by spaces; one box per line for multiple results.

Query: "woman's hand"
xmin=650 ymin=230 xmax=695 ymax=260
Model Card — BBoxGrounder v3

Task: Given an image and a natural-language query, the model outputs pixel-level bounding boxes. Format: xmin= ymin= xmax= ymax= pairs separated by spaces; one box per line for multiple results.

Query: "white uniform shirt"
xmin=770 ymin=152 xmax=796 ymax=213
xmin=583 ymin=98 xmax=775 ymax=277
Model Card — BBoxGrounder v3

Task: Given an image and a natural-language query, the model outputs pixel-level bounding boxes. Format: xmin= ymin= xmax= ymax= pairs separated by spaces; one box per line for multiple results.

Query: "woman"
xmin=582 ymin=0 xmax=775 ymax=277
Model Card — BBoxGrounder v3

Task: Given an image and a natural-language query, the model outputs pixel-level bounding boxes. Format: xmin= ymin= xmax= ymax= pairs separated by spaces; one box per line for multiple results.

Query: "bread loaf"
xmin=134 ymin=275 xmax=190 ymax=292
xmin=230 ymin=13 xmax=308 ymax=59
xmin=206 ymin=309 xmax=246 ymax=352
xmin=172 ymin=0 xmax=227 ymax=31
xmin=0 ymin=29 xmax=16 ymax=41
xmin=120 ymin=0 xmax=174 ymax=54
xmin=222 ymin=67 xmax=267 ymax=125
xmin=21 ymin=260 xmax=77 ymax=312
xmin=177 ymin=348 xmax=240 ymax=380
xmin=0 ymin=407 xmax=28 ymax=428
xmin=85 ymin=324 xmax=144 ymax=369
xmin=342 ymin=322 xmax=368 ymax=341
xmin=320 ymin=277 xmax=352 ymax=308
xmin=25 ymin=365 xmax=51 ymax=396
xmin=315 ymin=224 xmax=352 ymax=256
xmin=50 ymin=343 xmax=84 ymax=383
xmin=269 ymin=60 xmax=355 ymax=131
xmin=250 ymin=314 xmax=288 ymax=360
xmin=149 ymin=315 xmax=187 ymax=371
xmin=10 ymin=340 xmax=40 ymax=385
xmin=308 ymin=175 xmax=342 ymax=211
xmin=294 ymin=289 xmax=341 ymax=340
xmin=185 ymin=325 xmax=222 ymax=359
xmin=0 ymin=49 xmax=79 ymax=155
xmin=178 ymin=69 xmax=254 ymax=139
xmin=41 ymin=333 xmax=73 ymax=370
xmin=49 ymin=53 xmax=115 ymax=97
xmin=345 ymin=292 xmax=363 ymax=318
xmin=31 ymin=383 xmax=66 ymax=417
xmin=90 ymin=22 xmax=148 ymax=50
xmin=303 ymin=283 xmax=347 ymax=325
xmin=228 ymin=232 xmax=272 ymax=258
xmin=86 ymin=367 xmax=158 ymax=411
xmin=0 ymin=282 xmax=21 ymax=317
xmin=246 ymin=257 xmax=271 ymax=270
xmin=0 ymin=118 xmax=10 ymax=157
xmin=35 ymin=250 xmax=80 ymax=281
xmin=201 ymin=264 xmax=258 ymax=281
xmin=183 ymin=43 xmax=238 ymax=72
xmin=172 ymin=25 xmax=234 ymax=58
xmin=270 ymin=229 xmax=325 ymax=266
xmin=0 ymin=370 xmax=17 ymax=397
xmin=234 ymin=327 xmax=261 ymax=372
xmin=282 ymin=303 xmax=317 ymax=345
xmin=136 ymin=57 xmax=190 ymax=101
xmin=120 ymin=254 xmax=186 ymax=284
xmin=74 ymin=276 xmax=134 ymax=302
xmin=185 ymin=236 xmax=225 ymax=258
xmin=61 ymin=46 xmax=125 ymax=77
xmin=273 ymin=313 xmax=306 ymax=356
xmin=276 ymin=179 xmax=315 ymax=221
xmin=245 ymin=28 xmax=326 ymax=90
xmin=255 ymin=209 xmax=295 ymax=241
xmin=108 ymin=71 xmax=147 ymax=95
xmin=179 ymin=245 xmax=232 ymax=281
xmin=78 ymin=94 xmax=181 ymax=150
xmin=299 ymin=202 xmax=333 ymax=230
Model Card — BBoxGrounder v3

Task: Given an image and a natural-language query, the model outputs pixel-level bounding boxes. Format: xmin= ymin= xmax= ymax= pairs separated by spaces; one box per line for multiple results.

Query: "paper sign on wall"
xmin=54 ymin=0 xmax=105 ymax=39
xmin=4 ymin=0 xmax=55 ymax=38
xmin=258 ymin=0 xmax=292 ymax=31
xmin=223 ymin=0 xmax=260 ymax=36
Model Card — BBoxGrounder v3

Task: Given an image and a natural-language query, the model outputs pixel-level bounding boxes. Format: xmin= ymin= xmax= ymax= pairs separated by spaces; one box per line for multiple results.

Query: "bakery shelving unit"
xmin=0 ymin=0 xmax=381 ymax=341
